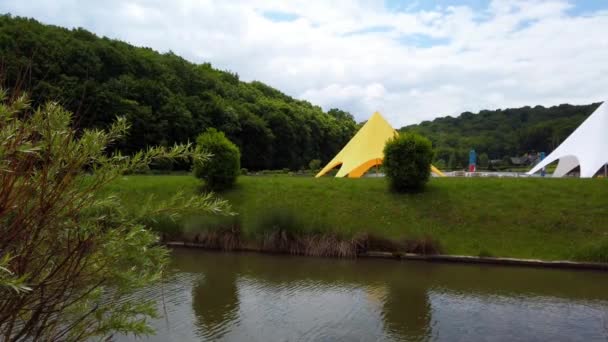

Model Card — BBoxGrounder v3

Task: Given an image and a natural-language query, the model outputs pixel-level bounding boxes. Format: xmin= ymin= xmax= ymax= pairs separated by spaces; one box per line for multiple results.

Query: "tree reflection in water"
xmin=173 ymin=249 xmax=608 ymax=341
xmin=185 ymin=253 xmax=241 ymax=340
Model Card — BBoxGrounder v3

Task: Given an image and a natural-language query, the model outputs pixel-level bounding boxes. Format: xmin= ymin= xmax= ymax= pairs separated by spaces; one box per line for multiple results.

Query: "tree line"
xmin=0 ymin=15 xmax=358 ymax=171
xmin=400 ymin=102 xmax=601 ymax=169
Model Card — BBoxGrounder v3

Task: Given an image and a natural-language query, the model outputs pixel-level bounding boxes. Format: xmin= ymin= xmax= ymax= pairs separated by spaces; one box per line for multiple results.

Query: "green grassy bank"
xmin=106 ymin=175 xmax=608 ymax=261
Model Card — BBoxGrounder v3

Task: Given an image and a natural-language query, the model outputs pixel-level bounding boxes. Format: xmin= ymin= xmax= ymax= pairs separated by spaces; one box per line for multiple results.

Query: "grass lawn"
xmin=106 ymin=175 xmax=608 ymax=261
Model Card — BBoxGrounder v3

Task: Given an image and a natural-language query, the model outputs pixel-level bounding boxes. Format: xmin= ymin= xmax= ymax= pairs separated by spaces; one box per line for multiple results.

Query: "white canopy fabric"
xmin=528 ymin=101 xmax=607 ymax=178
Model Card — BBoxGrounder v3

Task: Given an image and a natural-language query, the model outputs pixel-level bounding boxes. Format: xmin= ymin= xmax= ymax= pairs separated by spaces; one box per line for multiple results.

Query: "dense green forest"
xmin=400 ymin=102 xmax=601 ymax=169
xmin=0 ymin=15 xmax=357 ymax=170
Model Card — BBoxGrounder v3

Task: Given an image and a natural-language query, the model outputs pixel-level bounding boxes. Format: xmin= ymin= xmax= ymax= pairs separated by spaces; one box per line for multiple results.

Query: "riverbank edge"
xmin=164 ymin=241 xmax=608 ymax=271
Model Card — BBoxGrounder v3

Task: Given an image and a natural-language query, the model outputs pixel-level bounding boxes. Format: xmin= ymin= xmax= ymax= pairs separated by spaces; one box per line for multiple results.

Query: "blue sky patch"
xmin=566 ymin=0 xmax=608 ymax=16
xmin=263 ymin=10 xmax=299 ymax=22
xmin=396 ymin=33 xmax=450 ymax=48
xmin=385 ymin=0 xmax=607 ymax=18
xmin=344 ymin=25 xmax=394 ymax=36
xmin=514 ymin=18 xmax=539 ymax=32
xmin=385 ymin=0 xmax=488 ymax=13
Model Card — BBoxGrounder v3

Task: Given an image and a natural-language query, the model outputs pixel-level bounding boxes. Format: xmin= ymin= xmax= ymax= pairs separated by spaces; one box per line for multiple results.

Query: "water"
xmin=120 ymin=248 xmax=608 ymax=341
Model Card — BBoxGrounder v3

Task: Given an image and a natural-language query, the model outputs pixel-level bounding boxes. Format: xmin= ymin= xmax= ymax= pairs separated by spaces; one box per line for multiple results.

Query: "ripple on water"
xmin=226 ymin=276 xmax=389 ymax=341
xmin=428 ymin=289 xmax=608 ymax=342
xmin=116 ymin=250 xmax=608 ymax=342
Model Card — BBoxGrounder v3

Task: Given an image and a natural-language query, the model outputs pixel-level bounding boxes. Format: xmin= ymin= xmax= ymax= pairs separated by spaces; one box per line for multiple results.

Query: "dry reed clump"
xmin=192 ymin=225 xmax=242 ymax=251
xmin=257 ymin=230 xmax=445 ymax=258
xmin=167 ymin=227 xmax=444 ymax=257
xmin=163 ymin=208 xmax=443 ymax=257
xmin=352 ymin=233 xmax=405 ymax=254
xmin=352 ymin=233 xmax=443 ymax=255
xmin=252 ymin=209 xmax=360 ymax=257
xmin=256 ymin=231 xmax=356 ymax=257
xmin=300 ymin=234 xmax=357 ymax=258
xmin=402 ymin=235 xmax=443 ymax=255
xmin=255 ymin=208 xmax=304 ymax=253
xmin=165 ymin=215 xmax=243 ymax=250
xmin=259 ymin=229 xmax=301 ymax=254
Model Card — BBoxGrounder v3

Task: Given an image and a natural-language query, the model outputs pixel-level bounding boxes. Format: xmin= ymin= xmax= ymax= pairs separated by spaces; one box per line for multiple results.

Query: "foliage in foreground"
xmin=0 ymin=93 xmax=231 ymax=341
xmin=193 ymin=128 xmax=241 ymax=191
xmin=383 ymin=133 xmax=434 ymax=192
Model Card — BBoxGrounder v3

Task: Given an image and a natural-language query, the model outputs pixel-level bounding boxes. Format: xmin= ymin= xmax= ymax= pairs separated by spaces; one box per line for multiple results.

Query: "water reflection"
xmin=122 ymin=249 xmax=608 ymax=341
xmin=191 ymin=255 xmax=240 ymax=340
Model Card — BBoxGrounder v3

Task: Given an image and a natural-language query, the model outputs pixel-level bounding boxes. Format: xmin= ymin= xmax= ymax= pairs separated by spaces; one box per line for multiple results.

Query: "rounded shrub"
xmin=193 ymin=128 xmax=241 ymax=191
xmin=383 ymin=133 xmax=434 ymax=192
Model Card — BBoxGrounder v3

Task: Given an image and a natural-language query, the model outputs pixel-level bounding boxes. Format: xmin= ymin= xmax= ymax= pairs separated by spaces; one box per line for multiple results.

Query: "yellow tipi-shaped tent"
xmin=315 ymin=112 xmax=445 ymax=178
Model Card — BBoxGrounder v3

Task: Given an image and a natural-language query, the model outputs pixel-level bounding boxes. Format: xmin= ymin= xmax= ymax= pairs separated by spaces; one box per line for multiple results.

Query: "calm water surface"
xmin=121 ymin=248 xmax=608 ymax=342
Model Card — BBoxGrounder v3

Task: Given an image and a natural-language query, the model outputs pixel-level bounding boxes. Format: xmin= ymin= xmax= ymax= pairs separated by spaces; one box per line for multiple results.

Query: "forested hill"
xmin=400 ymin=102 xmax=601 ymax=168
xmin=0 ymin=15 xmax=358 ymax=170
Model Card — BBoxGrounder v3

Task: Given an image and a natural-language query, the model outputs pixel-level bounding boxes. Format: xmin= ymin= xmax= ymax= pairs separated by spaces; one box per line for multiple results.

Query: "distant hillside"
xmin=400 ymin=102 xmax=601 ymax=169
xmin=0 ymin=15 xmax=358 ymax=170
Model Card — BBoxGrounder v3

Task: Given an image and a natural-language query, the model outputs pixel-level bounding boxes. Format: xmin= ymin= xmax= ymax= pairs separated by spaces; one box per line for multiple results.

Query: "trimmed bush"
xmin=383 ymin=133 xmax=434 ymax=192
xmin=194 ymin=128 xmax=241 ymax=190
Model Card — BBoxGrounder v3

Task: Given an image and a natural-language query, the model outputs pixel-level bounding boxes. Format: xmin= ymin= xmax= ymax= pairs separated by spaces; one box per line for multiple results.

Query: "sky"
xmin=1 ymin=0 xmax=607 ymax=127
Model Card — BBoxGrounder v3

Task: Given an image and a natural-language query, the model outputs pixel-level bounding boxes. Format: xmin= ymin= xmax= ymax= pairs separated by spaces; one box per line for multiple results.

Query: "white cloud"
xmin=1 ymin=0 xmax=607 ymax=127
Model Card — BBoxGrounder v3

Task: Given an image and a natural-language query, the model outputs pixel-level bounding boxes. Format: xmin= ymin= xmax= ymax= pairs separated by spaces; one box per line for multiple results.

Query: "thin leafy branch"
xmin=0 ymin=91 xmax=231 ymax=341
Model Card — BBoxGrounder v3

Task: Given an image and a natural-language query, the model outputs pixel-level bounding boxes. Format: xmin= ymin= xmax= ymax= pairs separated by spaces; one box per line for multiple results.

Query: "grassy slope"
xmin=107 ymin=175 xmax=608 ymax=260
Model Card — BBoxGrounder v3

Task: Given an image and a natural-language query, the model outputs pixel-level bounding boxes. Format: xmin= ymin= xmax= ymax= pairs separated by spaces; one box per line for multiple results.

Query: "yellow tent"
xmin=315 ymin=112 xmax=445 ymax=178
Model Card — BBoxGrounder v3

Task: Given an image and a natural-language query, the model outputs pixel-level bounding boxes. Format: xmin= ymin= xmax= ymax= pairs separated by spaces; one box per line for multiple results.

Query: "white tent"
xmin=528 ymin=101 xmax=607 ymax=178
